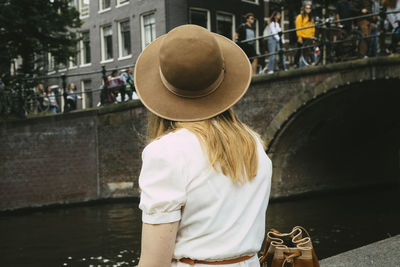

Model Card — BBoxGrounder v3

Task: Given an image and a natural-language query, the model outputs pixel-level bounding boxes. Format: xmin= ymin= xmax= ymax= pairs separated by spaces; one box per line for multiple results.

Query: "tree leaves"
xmin=0 ymin=0 xmax=82 ymax=79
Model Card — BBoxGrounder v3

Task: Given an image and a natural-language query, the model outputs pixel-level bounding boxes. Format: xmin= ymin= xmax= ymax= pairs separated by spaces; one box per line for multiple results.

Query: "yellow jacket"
xmin=295 ymin=14 xmax=315 ymax=39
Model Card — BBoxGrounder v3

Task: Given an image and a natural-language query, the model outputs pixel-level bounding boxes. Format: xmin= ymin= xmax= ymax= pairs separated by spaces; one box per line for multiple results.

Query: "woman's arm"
xmin=138 ymin=221 xmax=179 ymax=267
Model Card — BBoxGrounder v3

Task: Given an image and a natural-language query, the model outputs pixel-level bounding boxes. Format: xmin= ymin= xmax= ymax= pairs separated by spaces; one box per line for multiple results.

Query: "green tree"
xmin=0 ymin=0 xmax=82 ymax=81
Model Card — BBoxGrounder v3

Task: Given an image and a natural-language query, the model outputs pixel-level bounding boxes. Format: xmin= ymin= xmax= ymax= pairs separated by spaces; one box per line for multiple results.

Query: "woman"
xmin=264 ymin=11 xmax=286 ymax=74
xmin=294 ymin=3 xmax=315 ymax=66
xmin=35 ymin=83 xmax=45 ymax=112
xmin=43 ymin=86 xmax=58 ymax=114
xmin=64 ymin=83 xmax=81 ymax=112
xmin=135 ymin=25 xmax=272 ymax=267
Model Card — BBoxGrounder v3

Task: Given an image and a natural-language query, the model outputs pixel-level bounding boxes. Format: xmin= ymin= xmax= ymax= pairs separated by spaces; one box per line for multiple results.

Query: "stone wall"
xmin=0 ymin=102 xmax=147 ymax=211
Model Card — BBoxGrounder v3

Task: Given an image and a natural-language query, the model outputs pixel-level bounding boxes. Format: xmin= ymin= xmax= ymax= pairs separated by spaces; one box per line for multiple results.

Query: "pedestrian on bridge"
xmin=351 ymin=0 xmax=373 ymax=58
xmin=295 ymin=3 xmax=316 ymax=67
xmin=263 ymin=11 xmax=286 ymax=74
xmin=134 ymin=24 xmax=272 ymax=267
xmin=235 ymin=13 xmax=259 ymax=75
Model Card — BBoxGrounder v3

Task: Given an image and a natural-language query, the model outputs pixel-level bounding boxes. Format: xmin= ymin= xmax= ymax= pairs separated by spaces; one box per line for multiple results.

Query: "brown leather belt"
xmin=178 ymin=255 xmax=253 ymax=265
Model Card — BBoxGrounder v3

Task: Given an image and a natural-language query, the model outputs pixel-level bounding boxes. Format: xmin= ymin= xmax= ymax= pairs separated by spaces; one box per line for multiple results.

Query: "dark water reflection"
xmin=1 ymin=186 xmax=399 ymax=267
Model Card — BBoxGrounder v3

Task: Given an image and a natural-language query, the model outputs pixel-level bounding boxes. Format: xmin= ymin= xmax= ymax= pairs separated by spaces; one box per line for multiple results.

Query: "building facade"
xmin=47 ymin=0 xmax=264 ymax=110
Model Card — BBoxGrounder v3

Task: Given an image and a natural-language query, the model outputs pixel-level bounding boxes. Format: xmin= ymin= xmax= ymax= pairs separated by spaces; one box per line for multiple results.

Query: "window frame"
xmin=216 ymin=11 xmax=236 ymax=40
xmin=98 ymin=0 xmax=111 ymax=13
xmin=80 ymin=31 xmax=91 ymax=67
xmin=100 ymin=24 xmax=114 ymax=63
xmin=69 ymin=45 xmax=79 ymax=69
xmin=80 ymin=79 xmax=92 ymax=109
xmin=140 ymin=12 xmax=156 ymax=50
xmin=118 ymin=19 xmax=132 ymax=60
xmin=116 ymin=0 xmax=129 ymax=8
xmin=189 ymin=7 xmax=211 ymax=30
xmin=47 ymin=52 xmax=55 ymax=73
xmin=69 ymin=0 xmax=77 ymax=8
xmin=241 ymin=0 xmax=259 ymax=5
xmin=79 ymin=0 xmax=90 ymax=19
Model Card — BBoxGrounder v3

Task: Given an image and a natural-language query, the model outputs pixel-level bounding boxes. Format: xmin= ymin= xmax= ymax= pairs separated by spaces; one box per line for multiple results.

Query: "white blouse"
xmin=264 ymin=21 xmax=283 ymax=43
xmin=139 ymin=128 xmax=272 ymax=266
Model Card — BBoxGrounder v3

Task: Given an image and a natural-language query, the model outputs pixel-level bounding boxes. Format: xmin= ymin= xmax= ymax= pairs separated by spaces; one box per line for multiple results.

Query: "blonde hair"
xmin=35 ymin=83 xmax=44 ymax=94
xmin=147 ymin=109 xmax=263 ymax=184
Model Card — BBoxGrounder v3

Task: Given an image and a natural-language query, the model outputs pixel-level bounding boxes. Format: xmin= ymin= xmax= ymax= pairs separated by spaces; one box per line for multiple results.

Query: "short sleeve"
xmin=138 ymin=139 xmax=187 ymax=224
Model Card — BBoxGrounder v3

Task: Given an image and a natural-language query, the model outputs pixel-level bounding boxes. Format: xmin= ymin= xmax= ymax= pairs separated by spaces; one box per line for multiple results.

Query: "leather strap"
xmin=159 ymin=64 xmax=225 ymax=99
xmin=281 ymin=251 xmax=302 ymax=267
xmin=178 ymin=255 xmax=253 ymax=265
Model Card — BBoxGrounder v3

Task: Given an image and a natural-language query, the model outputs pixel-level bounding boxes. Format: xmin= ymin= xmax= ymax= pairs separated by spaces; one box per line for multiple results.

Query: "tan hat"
xmin=134 ymin=24 xmax=252 ymax=121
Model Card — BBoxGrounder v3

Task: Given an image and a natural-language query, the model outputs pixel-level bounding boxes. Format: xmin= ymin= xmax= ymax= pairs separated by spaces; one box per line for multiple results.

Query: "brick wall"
xmin=0 ymin=102 xmax=147 ymax=211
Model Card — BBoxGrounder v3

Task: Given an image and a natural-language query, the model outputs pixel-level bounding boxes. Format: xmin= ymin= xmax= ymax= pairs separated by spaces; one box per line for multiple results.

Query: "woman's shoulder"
xmin=143 ymin=128 xmax=199 ymax=157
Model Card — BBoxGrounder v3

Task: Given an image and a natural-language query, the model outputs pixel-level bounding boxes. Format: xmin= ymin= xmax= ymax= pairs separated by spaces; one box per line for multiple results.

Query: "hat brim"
xmin=134 ymin=31 xmax=252 ymax=122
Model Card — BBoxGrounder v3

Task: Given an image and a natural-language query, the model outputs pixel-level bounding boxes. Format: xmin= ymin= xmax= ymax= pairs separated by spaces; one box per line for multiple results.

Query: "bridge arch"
xmin=265 ymin=58 xmax=400 ymax=151
xmin=259 ymin=60 xmax=400 ymax=198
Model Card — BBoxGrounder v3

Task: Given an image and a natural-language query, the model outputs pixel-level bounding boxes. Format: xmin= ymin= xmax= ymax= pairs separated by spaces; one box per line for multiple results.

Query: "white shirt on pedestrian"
xmin=386 ymin=0 xmax=400 ymax=29
xmin=264 ymin=21 xmax=284 ymax=43
xmin=139 ymin=128 xmax=272 ymax=266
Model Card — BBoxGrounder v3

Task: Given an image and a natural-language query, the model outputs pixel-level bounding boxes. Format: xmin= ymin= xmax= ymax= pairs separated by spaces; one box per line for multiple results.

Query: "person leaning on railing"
xmin=294 ymin=3 xmax=315 ymax=67
xmin=369 ymin=0 xmax=381 ymax=57
xmin=107 ymin=69 xmax=126 ymax=103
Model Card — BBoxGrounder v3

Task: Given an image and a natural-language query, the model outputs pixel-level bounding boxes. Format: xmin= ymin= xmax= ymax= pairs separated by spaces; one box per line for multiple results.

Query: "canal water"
xmin=1 ymin=185 xmax=399 ymax=267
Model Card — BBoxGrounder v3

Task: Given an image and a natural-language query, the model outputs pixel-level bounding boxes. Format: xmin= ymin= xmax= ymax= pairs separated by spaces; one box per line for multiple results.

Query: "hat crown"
xmin=159 ymin=25 xmax=224 ymax=95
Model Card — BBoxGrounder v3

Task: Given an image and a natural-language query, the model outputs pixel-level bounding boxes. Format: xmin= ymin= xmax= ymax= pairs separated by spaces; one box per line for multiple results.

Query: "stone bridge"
xmin=1 ymin=56 xmax=400 ymax=210
xmin=236 ymin=56 xmax=400 ymax=198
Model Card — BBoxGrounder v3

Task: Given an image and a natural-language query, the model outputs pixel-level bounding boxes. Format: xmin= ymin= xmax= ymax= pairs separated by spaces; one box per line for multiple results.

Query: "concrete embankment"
xmin=320 ymin=235 xmax=400 ymax=267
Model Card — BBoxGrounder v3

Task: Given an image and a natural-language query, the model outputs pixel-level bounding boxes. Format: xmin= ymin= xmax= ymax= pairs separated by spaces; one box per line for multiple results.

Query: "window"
xmin=99 ymin=0 xmax=110 ymax=11
xmin=101 ymin=25 xmax=113 ymax=61
xmin=241 ymin=0 xmax=259 ymax=4
xmin=141 ymin=13 xmax=156 ymax=49
xmin=48 ymin=53 xmax=55 ymax=71
xmin=69 ymin=0 xmax=77 ymax=7
xmin=69 ymin=46 xmax=78 ymax=68
xmin=189 ymin=8 xmax=210 ymax=30
xmin=80 ymin=31 xmax=91 ymax=65
xmin=79 ymin=0 xmax=90 ymax=18
xmin=119 ymin=20 xmax=131 ymax=58
xmin=34 ymin=54 xmax=44 ymax=72
xmin=216 ymin=12 xmax=235 ymax=39
xmin=116 ymin=0 xmax=129 ymax=6
xmin=81 ymin=79 xmax=92 ymax=109
xmin=10 ymin=57 xmax=22 ymax=76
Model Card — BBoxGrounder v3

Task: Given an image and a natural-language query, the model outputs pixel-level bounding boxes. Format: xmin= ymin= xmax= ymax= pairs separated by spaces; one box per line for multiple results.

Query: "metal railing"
xmin=2 ymin=9 xmax=400 ymax=119
xmin=0 ymin=65 xmax=135 ymax=119
xmin=240 ymin=9 xmax=400 ymax=70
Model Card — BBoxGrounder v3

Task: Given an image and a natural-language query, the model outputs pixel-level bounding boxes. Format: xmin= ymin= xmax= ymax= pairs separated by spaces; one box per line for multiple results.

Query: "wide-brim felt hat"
xmin=134 ymin=24 xmax=252 ymax=122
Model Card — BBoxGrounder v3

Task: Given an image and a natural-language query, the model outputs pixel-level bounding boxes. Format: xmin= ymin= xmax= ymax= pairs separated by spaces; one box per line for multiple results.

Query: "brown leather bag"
xmin=259 ymin=226 xmax=320 ymax=267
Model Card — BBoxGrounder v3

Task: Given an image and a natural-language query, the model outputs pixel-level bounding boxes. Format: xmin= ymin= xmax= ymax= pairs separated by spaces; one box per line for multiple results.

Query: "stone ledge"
xmin=320 ymin=235 xmax=400 ymax=267
xmin=252 ymin=55 xmax=400 ymax=84
xmin=0 ymin=99 xmax=144 ymax=127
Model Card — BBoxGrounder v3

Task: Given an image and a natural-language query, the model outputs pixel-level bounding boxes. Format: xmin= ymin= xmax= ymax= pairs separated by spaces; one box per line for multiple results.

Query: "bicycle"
xmin=315 ymin=17 xmax=364 ymax=63
xmin=299 ymin=37 xmax=320 ymax=67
